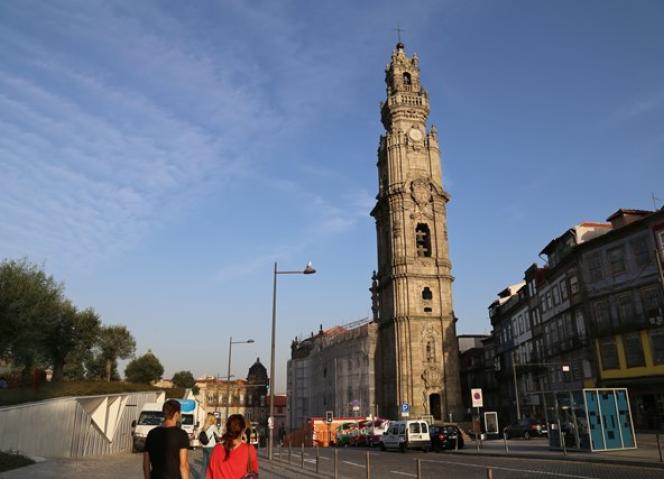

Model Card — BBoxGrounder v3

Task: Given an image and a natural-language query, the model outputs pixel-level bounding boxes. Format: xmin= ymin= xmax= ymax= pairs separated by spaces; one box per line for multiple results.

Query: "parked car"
xmin=430 ymin=425 xmax=464 ymax=451
xmin=380 ymin=420 xmax=431 ymax=452
xmin=503 ymin=418 xmax=547 ymax=439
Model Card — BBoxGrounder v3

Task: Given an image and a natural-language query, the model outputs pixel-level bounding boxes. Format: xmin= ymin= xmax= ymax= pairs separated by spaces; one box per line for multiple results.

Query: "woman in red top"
xmin=206 ymin=414 xmax=258 ymax=479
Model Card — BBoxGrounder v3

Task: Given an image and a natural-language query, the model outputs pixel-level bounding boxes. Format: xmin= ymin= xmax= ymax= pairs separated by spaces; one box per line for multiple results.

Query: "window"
xmin=575 ymin=310 xmax=586 ymax=338
xmin=409 ymin=422 xmax=420 ymax=433
xmin=650 ymin=328 xmax=664 ymax=365
xmin=587 ymin=252 xmax=603 ymax=282
xmin=422 ymin=287 xmax=433 ymax=300
xmin=546 ymin=291 xmax=553 ymax=310
xmin=624 ymin=332 xmax=645 ymax=368
xmin=599 ymin=337 xmax=619 ymax=370
xmin=641 ymin=285 xmax=664 ymax=326
xmin=553 ymin=285 xmax=561 ymax=305
xmin=607 ymin=246 xmax=626 ymax=276
xmin=616 ymin=293 xmax=635 ymax=326
xmin=403 ymin=72 xmax=412 ymax=85
xmin=594 ymin=300 xmax=611 ymax=329
xmin=570 ymin=275 xmax=580 ymax=295
xmin=415 ymin=223 xmax=432 ymax=257
xmin=630 ymin=236 xmax=650 ymax=268
xmin=540 ymin=293 xmax=548 ymax=313
xmin=560 ymin=280 xmax=568 ymax=301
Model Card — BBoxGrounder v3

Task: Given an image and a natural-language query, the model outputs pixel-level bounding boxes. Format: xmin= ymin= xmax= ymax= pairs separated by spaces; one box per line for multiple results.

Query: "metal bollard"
xmin=316 ymin=446 xmax=320 ymax=473
xmin=658 ymin=433 xmax=663 ymax=463
xmin=476 ymin=432 xmax=480 ymax=452
xmin=416 ymin=458 xmax=422 ymax=479
xmin=334 ymin=449 xmax=339 ymax=479
xmin=366 ymin=451 xmax=371 ymax=479
xmin=288 ymin=441 xmax=292 ymax=464
xmin=301 ymin=443 xmax=305 ymax=468
xmin=503 ymin=433 xmax=509 ymax=454
xmin=486 ymin=467 xmax=494 ymax=479
xmin=279 ymin=442 xmax=283 ymax=462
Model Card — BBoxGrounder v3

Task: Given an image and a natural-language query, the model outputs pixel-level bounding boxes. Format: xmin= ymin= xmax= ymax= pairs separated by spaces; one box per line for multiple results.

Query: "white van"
xmin=132 ymin=402 xmax=164 ymax=452
xmin=380 ymin=420 xmax=431 ymax=452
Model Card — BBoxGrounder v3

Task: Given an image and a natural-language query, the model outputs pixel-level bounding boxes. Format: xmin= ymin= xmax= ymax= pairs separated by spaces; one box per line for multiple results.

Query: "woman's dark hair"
xmin=222 ymin=414 xmax=246 ymax=460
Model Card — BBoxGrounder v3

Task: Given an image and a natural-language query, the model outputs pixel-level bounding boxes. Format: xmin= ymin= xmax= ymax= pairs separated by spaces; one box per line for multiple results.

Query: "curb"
xmin=449 ymin=450 xmax=664 ymax=470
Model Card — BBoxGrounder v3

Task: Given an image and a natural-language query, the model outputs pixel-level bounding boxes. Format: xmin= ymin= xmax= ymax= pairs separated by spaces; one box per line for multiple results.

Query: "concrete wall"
xmin=0 ymin=390 xmax=163 ymax=458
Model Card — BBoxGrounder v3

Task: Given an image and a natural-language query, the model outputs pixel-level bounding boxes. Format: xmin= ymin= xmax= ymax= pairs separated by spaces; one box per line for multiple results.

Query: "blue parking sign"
xmin=400 ymin=402 xmax=410 ymax=413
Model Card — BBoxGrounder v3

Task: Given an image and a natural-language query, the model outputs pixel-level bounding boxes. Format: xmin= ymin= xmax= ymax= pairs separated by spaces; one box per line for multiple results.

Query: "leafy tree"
xmin=84 ymin=353 xmax=120 ymax=381
xmin=171 ymin=370 xmax=196 ymax=389
xmin=0 ymin=259 xmax=63 ymax=383
xmin=43 ymin=303 xmax=101 ymax=382
xmin=125 ymin=350 xmax=164 ymax=384
xmin=98 ymin=325 xmax=136 ymax=382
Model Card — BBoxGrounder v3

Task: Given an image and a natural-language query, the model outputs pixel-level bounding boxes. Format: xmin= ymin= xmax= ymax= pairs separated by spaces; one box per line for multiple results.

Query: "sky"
xmin=1 ymin=0 xmax=663 ymax=392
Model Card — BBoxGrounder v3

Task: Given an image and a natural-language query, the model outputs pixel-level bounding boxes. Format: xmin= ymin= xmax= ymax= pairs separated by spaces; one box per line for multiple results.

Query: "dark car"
xmin=430 ymin=425 xmax=464 ymax=451
xmin=503 ymin=418 xmax=546 ymax=439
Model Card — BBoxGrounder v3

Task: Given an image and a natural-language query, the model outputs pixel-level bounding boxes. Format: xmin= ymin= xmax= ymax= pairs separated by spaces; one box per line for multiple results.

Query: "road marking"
xmin=420 ymin=458 xmax=599 ymax=479
xmin=342 ymin=460 xmax=366 ymax=468
xmin=390 ymin=471 xmax=417 ymax=477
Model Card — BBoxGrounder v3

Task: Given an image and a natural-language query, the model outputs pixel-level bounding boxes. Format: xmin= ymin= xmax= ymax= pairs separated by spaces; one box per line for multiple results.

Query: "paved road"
xmin=268 ymin=446 xmax=664 ymax=479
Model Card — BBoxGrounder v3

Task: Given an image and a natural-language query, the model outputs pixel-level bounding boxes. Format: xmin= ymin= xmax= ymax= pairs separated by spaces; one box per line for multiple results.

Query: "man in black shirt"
xmin=143 ymin=399 xmax=190 ymax=479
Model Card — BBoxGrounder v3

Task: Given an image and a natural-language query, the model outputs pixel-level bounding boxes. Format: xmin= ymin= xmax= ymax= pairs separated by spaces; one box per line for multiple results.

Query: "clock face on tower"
xmin=408 ymin=128 xmax=423 ymax=141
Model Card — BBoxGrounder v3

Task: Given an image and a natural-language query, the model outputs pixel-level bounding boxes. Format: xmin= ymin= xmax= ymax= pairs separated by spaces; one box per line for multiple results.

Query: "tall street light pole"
xmin=225 ymin=337 xmax=254 ymax=425
xmin=268 ymin=261 xmax=316 ymax=461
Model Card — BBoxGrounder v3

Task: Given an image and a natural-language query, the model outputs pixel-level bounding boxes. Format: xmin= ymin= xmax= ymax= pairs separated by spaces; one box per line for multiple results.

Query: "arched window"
xmin=403 ymin=72 xmax=412 ymax=85
xmin=422 ymin=287 xmax=433 ymax=300
xmin=416 ymin=223 xmax=432 ymax=257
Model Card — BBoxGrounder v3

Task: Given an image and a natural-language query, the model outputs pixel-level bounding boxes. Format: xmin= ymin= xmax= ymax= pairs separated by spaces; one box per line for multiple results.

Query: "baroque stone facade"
xmin=371 ymin=42 xmax=463 ymax=420
xmin=286 ymin=43 xmax=463 ymax=430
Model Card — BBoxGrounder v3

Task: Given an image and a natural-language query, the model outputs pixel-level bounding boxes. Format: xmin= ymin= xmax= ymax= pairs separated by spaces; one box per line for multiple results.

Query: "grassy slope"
xmin=0 ymin=381 xmax=185 ymax=407
xmin=0 ymin=452 xmax=34 ymax=473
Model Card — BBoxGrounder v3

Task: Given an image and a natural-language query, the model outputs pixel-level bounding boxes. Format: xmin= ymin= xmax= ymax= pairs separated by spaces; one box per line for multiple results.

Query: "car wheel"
xmin=399 ymin=443 xmax=406 ymax=453
xmin=524 ymin=431 xmax=530 ymax=440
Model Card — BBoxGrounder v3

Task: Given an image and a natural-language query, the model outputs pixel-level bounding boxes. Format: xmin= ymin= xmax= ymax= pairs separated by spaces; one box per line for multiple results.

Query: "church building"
xmin=288 ymin=41 xmax=462 ymax=429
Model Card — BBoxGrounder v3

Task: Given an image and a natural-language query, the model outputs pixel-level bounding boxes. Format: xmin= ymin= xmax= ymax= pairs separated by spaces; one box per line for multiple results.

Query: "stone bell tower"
xmin=371 ymin=42 xmax=463 ymax=420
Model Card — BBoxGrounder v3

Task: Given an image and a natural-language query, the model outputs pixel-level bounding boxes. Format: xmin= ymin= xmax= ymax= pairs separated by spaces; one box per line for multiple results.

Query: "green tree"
xmin=0 ymin=259 xmax=63 ymax=383
xmin=43 ymin=303 xmax=101 ymax=382
xmin=98 ymin=325 xmax=136 ymax=382
xmin=125 ymin=351 xmax=164 ymax=384
xmin=172 ymin=370 xmax=196 ymax=389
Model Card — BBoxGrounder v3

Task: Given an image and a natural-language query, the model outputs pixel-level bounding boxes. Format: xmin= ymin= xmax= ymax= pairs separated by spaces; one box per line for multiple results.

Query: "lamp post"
xmin=225 ymin=337 xmax=254 ymax=425
xmin=268 ymin=261 xmax=316 ymax=460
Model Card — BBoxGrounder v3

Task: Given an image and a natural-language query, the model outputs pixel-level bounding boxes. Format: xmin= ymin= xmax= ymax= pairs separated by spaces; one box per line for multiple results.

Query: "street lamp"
xmin=225 ymin=337 xmax=255 ymax=424
xmin=268 ymin=260 xmax=316 ymax=460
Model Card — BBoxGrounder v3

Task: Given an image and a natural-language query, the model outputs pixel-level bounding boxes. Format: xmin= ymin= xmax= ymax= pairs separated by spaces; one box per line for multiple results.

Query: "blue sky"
xmin=1 ymin=1 xmax=663 ymax=392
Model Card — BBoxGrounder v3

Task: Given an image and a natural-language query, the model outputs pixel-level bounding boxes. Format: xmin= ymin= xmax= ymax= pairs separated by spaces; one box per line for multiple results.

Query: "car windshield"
xmin=442 ymin=426 xmax=457 ymax=434
xmin=138 ymin=411 xmax=164 ymax=426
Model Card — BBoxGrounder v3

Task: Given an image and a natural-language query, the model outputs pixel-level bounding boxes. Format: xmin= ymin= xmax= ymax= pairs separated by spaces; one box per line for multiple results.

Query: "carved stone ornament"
xmin=411 ymin=178 xmax=432 ymax=207
xmin=421 ymin=366 xmax=442 ymax=389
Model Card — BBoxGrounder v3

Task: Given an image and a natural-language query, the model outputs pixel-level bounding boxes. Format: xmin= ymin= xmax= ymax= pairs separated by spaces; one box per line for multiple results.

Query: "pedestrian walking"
xmin=206 ymin=414 xmax=258 ymax=479
xmin=143 ymin=399 xmax=190 ymax=479
xmin=200 ymin=413 xmax=220 ymax=475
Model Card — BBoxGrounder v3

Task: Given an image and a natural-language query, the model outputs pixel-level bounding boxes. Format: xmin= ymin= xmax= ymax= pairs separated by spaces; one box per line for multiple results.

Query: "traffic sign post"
xmin=400 ymin=402 xmax=410 ymax=417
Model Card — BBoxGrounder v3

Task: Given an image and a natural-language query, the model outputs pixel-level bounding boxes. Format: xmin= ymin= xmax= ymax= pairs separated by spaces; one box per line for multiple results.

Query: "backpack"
xmin=198 ymin=429 xmax=210 ymax=446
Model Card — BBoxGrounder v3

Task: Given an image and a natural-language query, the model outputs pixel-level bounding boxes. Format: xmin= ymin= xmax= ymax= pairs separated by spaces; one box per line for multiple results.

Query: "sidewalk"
xmin=455 ymin=434 xmax=664 ymax=469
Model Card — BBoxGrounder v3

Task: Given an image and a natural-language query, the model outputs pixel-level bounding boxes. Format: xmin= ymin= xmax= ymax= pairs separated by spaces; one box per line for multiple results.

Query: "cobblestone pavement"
xmin=0 ymin=449 xmax=289 ymax=479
